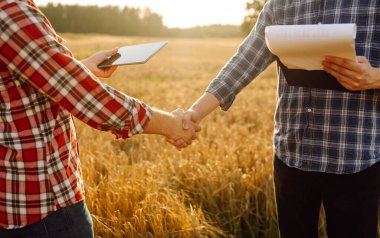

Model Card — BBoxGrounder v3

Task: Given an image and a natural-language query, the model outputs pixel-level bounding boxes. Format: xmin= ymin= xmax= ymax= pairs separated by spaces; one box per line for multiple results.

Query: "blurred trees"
xmin=39 ymin=4 xmax=243 ymax=37
xmin=39 ymin=2 xmax=284 ymax=38
xmin=41 ymin=4 xmax=167 ymax=36
xmin=168 ymin=24 xmax=242 ymax=38
xmin=241 ymin=0 xmax=269 ymax=35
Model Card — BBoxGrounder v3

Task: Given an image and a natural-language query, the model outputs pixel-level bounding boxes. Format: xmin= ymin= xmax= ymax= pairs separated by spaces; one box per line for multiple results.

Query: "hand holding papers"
xmin=265 ymin=24 xmax=357 ymax=70
xmin=264 ymin=24 xmax=358 ymax=91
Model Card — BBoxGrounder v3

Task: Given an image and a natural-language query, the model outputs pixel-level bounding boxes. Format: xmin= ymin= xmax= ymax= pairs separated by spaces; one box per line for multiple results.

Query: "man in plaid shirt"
xmin=177 ymin=0 xmax=380 ymax=237
xmin=0 ymin=0 xmax=200 ymax=237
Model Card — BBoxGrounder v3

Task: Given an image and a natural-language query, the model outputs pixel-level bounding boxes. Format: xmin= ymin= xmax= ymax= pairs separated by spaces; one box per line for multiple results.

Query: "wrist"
xmin=189 ymin=92 xmax=219 ymax=122
xmin=143 ymin=108 xmax=175 ymax=137
xmin=80 ymin=59 xmax=94 ymax=73
xmin=81 ymin=59 xmax=90 ymax=67
xmin=374 ymin=68 xmax=380 ymax=89
xmin=188 ymin=106 xmax=203 ymax=124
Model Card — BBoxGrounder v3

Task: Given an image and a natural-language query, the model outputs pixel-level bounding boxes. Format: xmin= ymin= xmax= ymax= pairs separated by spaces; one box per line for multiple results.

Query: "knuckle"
xmin=351 ymin=82 xmax=360 ymax=91
xmin=341 ymin=61 xmax=348 ymax=67
xmin=357 ymin=67 xmax=364 ymax=73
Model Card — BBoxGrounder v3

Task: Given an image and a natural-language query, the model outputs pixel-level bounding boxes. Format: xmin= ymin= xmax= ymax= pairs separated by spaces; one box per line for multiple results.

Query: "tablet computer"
xmin=97 ymin=41 xmax=168 ymax=68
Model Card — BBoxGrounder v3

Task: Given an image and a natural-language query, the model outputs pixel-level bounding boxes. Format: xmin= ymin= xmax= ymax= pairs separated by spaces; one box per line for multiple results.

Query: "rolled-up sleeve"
xmin=0 ymin=1 xmax=151 ymax=138
xmin=206 ymin=1 xmax=276 ymax=111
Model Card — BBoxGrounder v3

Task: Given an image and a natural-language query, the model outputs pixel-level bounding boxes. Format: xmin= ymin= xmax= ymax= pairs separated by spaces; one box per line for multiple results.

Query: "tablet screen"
xmin=97 ymin=41 xmax=167 ymax=68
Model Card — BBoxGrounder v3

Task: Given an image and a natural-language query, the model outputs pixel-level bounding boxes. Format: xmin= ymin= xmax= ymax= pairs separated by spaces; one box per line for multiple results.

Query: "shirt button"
xmin=307 ymin=108 xmax=312 ymax=113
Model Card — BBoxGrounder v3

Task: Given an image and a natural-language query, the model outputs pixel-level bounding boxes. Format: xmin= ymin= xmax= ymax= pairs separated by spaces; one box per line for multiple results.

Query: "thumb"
xmin=357 ymin=56 xmax=368 ymax=64
xmin=105 ymin=48 xmax=118 ymax=57
xmin=171 ymin=108 xmax=184 ymax=117
xmin=182 ymin=111 xmax=193 ymax=130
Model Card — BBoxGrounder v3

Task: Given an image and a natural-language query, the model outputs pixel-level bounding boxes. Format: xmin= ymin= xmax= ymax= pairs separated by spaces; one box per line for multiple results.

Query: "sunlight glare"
xmin=34 ymin=0 xmax=247 ymax=28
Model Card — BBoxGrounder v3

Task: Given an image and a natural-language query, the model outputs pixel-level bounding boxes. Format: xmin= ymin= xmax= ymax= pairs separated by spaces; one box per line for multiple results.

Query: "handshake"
xmin=81 ymin=49 xmax=220 ymax=148
xmin=144 ymin=108 xmax=202 ymax=150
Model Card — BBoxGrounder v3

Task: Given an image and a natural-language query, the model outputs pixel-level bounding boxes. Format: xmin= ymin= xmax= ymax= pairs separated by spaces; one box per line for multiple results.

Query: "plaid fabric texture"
xmin=0 ymin=0 xmax=152 ymax=228
xmin=207 ymin=0 xmax=380 ymax=174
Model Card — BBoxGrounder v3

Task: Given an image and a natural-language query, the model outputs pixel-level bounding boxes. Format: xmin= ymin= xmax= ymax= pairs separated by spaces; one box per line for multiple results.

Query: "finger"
xmin=357 ymin=56 xmax=369 ymax=64
xmin=171 ymin=108 xmax=184 ymax=117
xmin=325 ymin=56 xmax=356 ymax=65
xmin=181 ymin=143 xmax=189 ymax=148
xmin=175 ymin=147 xmax=182 ymax=151
xmin=323 ymin=65 xmax=358 ymax=90
xmin=165 ymin=138 xmax=184 ymax=150
xmin=194 ymin=124 xmax=201 ymax=132
xmin=177 ymin=142 xmax=188 ymax=150
xmin=191 ymin=134 xmax=197 ymax=140
xmin=106 ymin=66 xmax=118 ymax=76
xmin=177 ymin=139 xmax=191 ymax=147
xmin=356 ymin=56 xmax=371 ymax=73
xmin=324 ymin=56 xmax=362 ymax=74
xmin=109 ymin=66 xmax=118 ymax=72
xmin=105 ymin=48 xmax=118 ymax=57
xmin=166 ymin=139 xmax=179 ymax=148
xmin=323 ymin=65 xmax=349 ymax=81
xmin=182 ymin=112 xmax=192 ymax=130
xmin=165 ymin=137 xmax=175 ymax=144
xmin=99 ymin=66 xmax=117 ymax=78
xmin=174 ymin=139 xmax=186 ymax=148
xmin=322 ymin=61 xmax=358 ymax=79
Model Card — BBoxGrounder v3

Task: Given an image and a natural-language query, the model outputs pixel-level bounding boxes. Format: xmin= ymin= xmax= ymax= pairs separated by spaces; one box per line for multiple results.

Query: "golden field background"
xmin=64 ymin=34 xmax=331 ymax=238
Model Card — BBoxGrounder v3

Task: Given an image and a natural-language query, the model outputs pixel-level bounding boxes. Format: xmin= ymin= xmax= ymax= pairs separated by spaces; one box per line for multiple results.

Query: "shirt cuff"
xmin=112 ymin=101 xmax=153 ymax=139
xmin=206 ymin=87 xmax=235 ymax=112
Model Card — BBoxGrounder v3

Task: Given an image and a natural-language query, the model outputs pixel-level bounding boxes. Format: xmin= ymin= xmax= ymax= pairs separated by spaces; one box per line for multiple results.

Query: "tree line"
xmin=40 ymin=4 xmax=167 ymax=36
xmin=39 ymin=2 xmax=267 ymax=38
xmin=242 ymin=0 xmax=269 ymax=35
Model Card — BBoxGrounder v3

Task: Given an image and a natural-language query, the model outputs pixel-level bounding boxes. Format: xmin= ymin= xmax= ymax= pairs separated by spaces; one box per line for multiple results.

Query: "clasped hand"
xmin=81 ymin=48 xmax=202 ymax=150
xmin=166 ymin=109 xmax=201 ymax=150
xmin=165 ymin=109 xmax=201 ymax=150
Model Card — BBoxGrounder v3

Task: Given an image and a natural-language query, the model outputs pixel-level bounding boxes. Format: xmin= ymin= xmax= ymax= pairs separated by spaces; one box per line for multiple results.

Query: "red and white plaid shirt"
xmin=0 ymin=0 xmax=152 ymax=228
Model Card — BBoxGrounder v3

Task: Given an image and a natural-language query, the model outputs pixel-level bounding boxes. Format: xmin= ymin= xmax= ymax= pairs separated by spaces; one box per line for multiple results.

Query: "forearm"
xmin=190 ymin=92 xmax=220 ymax=122
xmin=143 ymin=108 xmax=176 ymax=137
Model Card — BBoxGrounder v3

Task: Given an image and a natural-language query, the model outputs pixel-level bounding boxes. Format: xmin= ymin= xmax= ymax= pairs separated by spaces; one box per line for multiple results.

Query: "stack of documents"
xmin=265 ymin=24 xmax=357 ymax=70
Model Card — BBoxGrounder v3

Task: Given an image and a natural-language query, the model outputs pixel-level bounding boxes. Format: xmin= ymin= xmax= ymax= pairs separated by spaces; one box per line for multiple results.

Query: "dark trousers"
xmin=0 ymin=200 xmax=94 ymax=238
xmin=274 ymin=157 xmax=380 ymax=238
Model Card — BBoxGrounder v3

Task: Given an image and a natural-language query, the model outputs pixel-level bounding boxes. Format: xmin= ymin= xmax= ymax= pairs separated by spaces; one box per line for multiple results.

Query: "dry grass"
xmin=63 ymin=34 xmax=348 ymax=238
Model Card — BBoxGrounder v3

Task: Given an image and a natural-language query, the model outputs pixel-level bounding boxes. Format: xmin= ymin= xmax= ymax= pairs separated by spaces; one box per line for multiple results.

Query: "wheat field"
xmin=63 ymin=34 xmax=329 ymax=238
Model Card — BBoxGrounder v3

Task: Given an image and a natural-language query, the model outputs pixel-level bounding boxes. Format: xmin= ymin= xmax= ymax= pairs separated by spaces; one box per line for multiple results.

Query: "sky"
xmin=34 ymin=0 xmax=248 ymax=28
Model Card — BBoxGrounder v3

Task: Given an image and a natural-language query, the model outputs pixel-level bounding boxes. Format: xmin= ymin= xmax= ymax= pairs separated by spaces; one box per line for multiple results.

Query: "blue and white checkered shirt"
xmin=207 ymin=0 xmax=380 ymax=174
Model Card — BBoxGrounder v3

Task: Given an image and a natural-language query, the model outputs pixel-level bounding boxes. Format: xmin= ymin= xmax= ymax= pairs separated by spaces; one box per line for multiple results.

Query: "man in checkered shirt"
xmin=0 ymin=0 xmax=200 ymax=237
xmin=177 ymin=0 xmax=380 ymax=237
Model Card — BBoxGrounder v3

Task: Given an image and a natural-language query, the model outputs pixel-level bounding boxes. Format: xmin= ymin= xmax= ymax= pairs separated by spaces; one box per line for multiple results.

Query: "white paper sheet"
xmin=265 ymin=24 xmax=357 ymax=70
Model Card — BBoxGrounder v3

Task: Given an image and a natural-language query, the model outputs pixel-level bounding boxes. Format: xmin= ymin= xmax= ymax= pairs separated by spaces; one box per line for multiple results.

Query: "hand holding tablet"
xmin=97 ymin=41 xmax=168 ymax=68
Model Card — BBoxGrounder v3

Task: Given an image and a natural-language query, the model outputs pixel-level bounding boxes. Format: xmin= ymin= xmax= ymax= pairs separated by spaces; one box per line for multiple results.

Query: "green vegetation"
xmin=39 ymin=4 xmax=244 ymax=38
xmin=242 ymin=0 xmax=269 ymax=35
xmin=40 ymin=2 xmax=271 ymax=37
